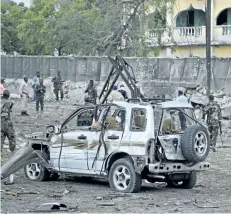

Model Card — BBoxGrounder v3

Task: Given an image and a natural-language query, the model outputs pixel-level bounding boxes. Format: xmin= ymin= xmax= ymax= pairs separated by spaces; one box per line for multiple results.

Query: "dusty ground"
xmin=1 ymin=100 xmax=231 ymax=213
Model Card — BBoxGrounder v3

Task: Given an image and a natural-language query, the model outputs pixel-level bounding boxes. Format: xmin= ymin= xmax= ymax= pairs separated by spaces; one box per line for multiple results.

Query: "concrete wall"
xmin=1 ymin=55 xmax=231 ymax=95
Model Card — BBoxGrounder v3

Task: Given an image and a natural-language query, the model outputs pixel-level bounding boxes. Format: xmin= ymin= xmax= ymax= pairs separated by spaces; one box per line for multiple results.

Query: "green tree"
xmin=1 ymin=1 xmax=27 ymax=54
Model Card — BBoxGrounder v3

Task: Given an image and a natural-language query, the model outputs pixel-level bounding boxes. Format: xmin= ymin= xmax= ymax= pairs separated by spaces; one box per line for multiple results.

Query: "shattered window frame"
xmin=130 ymin=108 xmax=147 ymax=132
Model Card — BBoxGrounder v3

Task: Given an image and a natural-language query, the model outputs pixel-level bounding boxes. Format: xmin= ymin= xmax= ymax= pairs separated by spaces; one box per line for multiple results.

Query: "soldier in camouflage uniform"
xmin=84 ymin=80 xmax=97 ymax=105
xmin=52 ymin=70 xmax=64 ymax=101
xmin=1 ymin=89 xmax=16 ymax=184
xmin=202 ymin=95 xmax=222 ymax=152
xmin=35 ymin=79 xmax=46 ymax=115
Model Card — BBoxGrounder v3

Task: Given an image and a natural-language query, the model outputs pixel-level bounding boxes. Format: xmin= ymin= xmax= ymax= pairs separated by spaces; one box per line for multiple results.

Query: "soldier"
xmin=35 ymin=79 xmax=46 ymax=115
xmin=1 ymin=89 xmax=16 ymax=184
xmin=84 ymin=80 xmax=97 ymax=105
xmin=52 ymin=70 xmax=64 ymax=101
xmin=202 ymin=95 xmax=222 ymax=152
xmin=20 ymin=76 xmax=29 ymax=116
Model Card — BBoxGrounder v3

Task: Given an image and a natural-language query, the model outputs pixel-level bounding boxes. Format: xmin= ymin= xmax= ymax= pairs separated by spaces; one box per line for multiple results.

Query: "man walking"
xmin=108 ymin=85 xmax=124 ymax=102
xmin=35 ymin=79 xmax=46 ymax=116
xmin=84 ymin=80 xmax=97 ymax=105
xmin=176 ymin=90 xmax=188 ymax=103
xmin=202 ymin=95 xmax=222 ymax=152
xmin=1 ymin=89 xmax=16 ymax=184
xmin=52 ymin=70 xmax=64 ymax=101
xmin=32 ymin=71 xmax=40 ymax=102
xmin=20 ymin=76 xmax=29 ymax=116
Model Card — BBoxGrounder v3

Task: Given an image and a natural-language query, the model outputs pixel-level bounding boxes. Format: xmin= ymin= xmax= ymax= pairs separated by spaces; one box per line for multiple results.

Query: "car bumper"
xmin=149 ymin=162 xmax=210 ymax=174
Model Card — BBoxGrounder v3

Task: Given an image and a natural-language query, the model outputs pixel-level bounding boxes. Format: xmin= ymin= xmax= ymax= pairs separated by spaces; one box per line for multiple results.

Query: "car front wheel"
xmin=24 ymin=150 xmax=50 ymax=181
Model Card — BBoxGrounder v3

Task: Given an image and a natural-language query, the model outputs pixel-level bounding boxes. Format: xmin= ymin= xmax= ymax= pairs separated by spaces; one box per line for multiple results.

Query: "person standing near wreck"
xmin=176 ymin=90 xmax=188 ymax=103
xmin=52 ymin=70 xmax=64 ymax=101
xmin=32 ymin=71 xmax=40 ymax=102
xmin=1 ymin=89 xmax=16 ymax=184
xmin=84 ymin=80 xmax=97 ymax=105
xmin=202 ymin=95 xmax=222 ymax=152
xmin=20 ymin=76 xmax=29 ymax=116
xmin=35 ymin=78 xmax=46 ymax=116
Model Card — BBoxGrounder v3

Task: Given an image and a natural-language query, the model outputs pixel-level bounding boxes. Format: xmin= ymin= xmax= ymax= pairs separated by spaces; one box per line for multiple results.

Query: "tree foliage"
xmin=1 ymin=0 xmax=167 ymax=56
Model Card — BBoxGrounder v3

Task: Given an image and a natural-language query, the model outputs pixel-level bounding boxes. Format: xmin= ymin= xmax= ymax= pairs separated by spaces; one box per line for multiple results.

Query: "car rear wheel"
xmin=108 ymin=158 xmax=142 ymax=193
xmin=167 ymin=172 xmax=197 ymax=189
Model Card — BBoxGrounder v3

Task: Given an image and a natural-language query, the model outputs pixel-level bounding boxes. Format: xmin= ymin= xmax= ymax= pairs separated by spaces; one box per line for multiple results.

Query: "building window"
xmin=176 ymin=8 xmax=206 ymax=27
xmin=217 ymin=8 xmax=231 ymax=25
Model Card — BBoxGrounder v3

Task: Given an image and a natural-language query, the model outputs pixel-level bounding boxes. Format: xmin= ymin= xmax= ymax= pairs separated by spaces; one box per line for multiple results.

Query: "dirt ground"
xmin=1 ymin=101 xmax=231 ymax=213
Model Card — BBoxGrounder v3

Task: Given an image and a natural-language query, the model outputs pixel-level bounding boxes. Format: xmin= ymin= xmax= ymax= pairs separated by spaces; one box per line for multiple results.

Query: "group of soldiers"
xmin=175 ymin=89 xmax=222 ymax=151
xmin=1 ymin=74 xmax=223 ymax=183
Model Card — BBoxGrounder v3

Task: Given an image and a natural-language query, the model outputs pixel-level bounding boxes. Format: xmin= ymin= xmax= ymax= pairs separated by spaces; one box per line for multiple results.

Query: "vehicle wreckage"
xmin=1 ymin=56 xmax=211 ymax=193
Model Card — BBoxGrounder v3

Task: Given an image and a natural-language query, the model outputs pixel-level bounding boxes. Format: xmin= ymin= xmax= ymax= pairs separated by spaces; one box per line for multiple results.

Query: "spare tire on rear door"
xmin=181 ymin=124 xmax=210 ymax=163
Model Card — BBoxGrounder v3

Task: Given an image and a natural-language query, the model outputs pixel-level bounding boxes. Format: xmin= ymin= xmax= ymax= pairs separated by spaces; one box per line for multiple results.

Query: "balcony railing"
xmin=177 ymin=27 xmax=203 ymax=37
xmin=147 ymin=25 xmax=231 ymax=46
xmin=222 ymin=25 xmax=231 ymax=35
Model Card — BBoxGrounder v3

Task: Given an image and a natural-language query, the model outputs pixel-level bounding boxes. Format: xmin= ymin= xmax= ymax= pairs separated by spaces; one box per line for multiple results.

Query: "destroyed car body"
xmin=1 ymin=100 xmax=210 ymax=193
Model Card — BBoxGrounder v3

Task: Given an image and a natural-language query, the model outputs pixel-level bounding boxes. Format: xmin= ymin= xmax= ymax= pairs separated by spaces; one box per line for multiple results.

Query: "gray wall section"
xmin=1 ymin=55 xmax=231 ymax=94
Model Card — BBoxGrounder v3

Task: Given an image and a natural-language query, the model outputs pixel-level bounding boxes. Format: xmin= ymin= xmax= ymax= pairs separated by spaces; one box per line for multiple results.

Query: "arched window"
xmin=217 ymin=8 xmax=231 ymax=25
xmin=176 ymin=8 xmax=205 ymax=27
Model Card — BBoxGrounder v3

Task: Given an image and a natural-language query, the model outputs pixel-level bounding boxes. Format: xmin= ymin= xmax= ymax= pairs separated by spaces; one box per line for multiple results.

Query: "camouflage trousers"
xmin=36 ymin=95 xmax=44 ymax=112
xmin=53 ymin=87 xmax=64 ymax=101
xmin=1 ymin=118 xmax=16 ymax=152
xmin=208 ymin=124 xmax=219 ymax=147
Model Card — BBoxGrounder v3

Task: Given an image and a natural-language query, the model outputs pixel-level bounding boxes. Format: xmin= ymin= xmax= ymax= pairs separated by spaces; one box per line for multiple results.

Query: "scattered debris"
xmin=48 ymin=189 xmax=69 ymax=198
xmin=17 ymin=191 xmax=39 ymax=195
xmin=99 ymin=202 xmax=115 ymax=206
xmin=193 ymin=203 xmax=219 ymax=209
xmin=29 ymin=202 xmax=68 ymax=212
xmin=6 ymin=191 xmax=17 ymax=196
xmin=96 ymin=197 xmax=103 ymax=200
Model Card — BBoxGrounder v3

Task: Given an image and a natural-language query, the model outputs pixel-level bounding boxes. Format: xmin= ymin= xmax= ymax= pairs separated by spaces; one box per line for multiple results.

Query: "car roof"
xmin=158 ymin=101 xmax=193 ymax=109
xmin=112 ymin=100 xmax=150 ymax=109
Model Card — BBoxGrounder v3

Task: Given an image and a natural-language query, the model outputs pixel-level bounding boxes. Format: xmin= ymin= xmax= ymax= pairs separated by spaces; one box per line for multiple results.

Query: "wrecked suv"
xmin=1 ymin=100 xmax=210 ymax=193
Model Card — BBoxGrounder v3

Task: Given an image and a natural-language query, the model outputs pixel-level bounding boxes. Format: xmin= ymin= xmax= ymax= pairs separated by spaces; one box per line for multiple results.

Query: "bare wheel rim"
xmin=113 ymin=165 xmax=131 ymax=191
xmin=26 ymin=163 xmax=41 ymax=179
xmin=194 ymin=131 xmax=208 ymax=156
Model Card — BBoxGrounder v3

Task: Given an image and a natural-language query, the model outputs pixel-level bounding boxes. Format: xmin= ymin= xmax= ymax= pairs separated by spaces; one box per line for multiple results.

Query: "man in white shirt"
xmin=20 ymin=76 xmax=30 ymax=116
xmin=32 ymin=71 xmax=40 ymax=102
xmin=176 ymin=90 xmax=188 ymax=103
xmin=108 ymin=85 xmax=124 ymax=102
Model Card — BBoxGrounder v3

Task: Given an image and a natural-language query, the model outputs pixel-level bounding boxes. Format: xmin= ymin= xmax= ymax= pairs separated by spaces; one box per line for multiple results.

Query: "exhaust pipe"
xmin=1 ymin=144 xmax=46 ymax=180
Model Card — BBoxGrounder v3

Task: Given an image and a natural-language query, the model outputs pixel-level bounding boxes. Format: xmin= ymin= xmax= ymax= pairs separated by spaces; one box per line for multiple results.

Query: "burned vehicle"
xmin=1 ymin=100 xmax=210 ymax=193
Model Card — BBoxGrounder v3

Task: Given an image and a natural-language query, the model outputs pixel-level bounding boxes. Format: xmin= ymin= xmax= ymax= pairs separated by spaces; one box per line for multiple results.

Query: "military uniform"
xmin=35 ymin=84 xmax=46 ymax=113
xmin=203 ymin=100 xmax=222 ymax=148
xmin=1 ymin=98 xmax=16 ymax=152
xmin=85 ymin=85 xmax=97 ymax=104
xmin=52 ymin=75 xmax=63 ymax=101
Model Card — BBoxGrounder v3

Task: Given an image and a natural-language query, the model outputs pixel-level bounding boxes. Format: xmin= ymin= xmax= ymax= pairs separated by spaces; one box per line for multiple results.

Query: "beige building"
xmin=146 ymin=0 xmax=231 ymax=57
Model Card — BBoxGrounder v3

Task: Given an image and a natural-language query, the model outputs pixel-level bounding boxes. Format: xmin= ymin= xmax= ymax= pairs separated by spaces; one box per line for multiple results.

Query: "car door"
xmin=50 ymin=108 xmax=94 ymax=172
xmin=88 ymin=107 xmax=126 ymax=172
